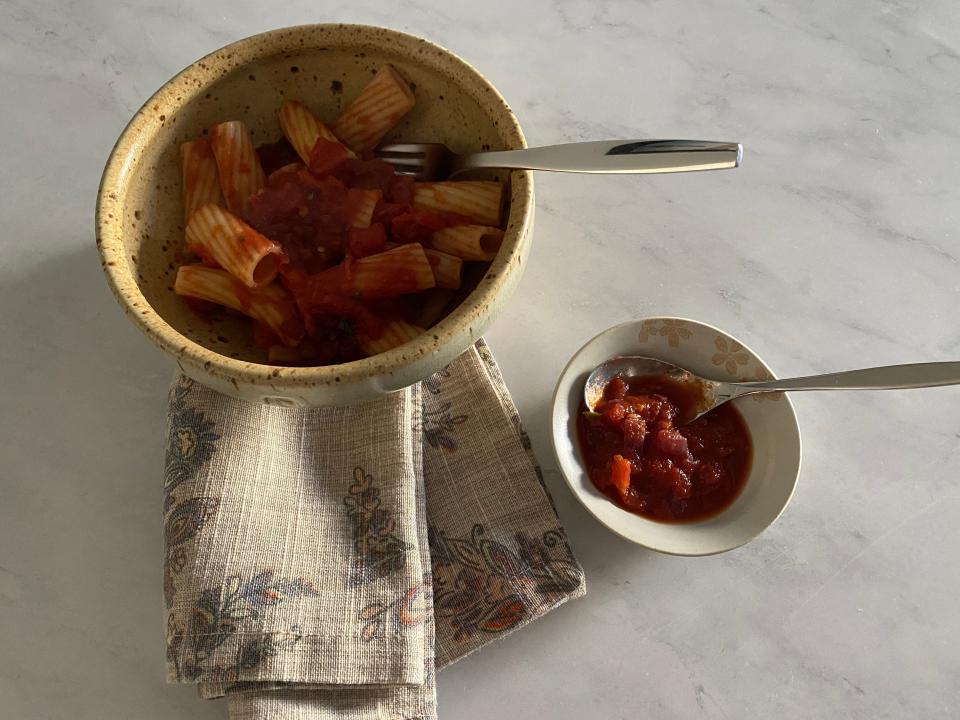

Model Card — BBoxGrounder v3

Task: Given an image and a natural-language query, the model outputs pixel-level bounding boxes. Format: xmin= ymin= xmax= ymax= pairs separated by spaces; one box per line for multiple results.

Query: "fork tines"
xmin=375 ymin=143 xmax=445 ymax=180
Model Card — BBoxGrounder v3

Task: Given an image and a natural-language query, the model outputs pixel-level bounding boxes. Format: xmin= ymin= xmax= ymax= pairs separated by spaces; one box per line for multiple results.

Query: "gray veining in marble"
xmin=1 ymin=1 xmax=958 ymax=718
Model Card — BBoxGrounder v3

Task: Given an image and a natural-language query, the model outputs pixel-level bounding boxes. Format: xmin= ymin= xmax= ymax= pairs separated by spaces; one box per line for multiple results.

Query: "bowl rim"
xmin=550 ymin=316 xmax=803 ymax=556
xmin=96 ymin=23 xmax=534 ymax=389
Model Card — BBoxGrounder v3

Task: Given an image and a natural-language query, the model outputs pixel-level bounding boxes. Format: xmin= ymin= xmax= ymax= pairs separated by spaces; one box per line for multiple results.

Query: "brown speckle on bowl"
xmin=330 ymin=80 xmax=343 ymax=94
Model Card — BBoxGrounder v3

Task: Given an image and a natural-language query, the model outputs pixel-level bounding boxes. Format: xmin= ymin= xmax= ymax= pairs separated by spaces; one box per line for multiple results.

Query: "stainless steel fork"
xmin=374 ymin=139 xmax=742 ymax=181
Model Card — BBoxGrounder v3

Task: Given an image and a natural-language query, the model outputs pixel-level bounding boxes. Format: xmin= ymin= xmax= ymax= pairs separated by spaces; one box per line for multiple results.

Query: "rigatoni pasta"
xmin=413 ymin=181 xmax=503 ymax=226
xmin=180 ymin=138 xmax=222 ymax=221
xmin=209 ymin=121 xmax=265 ymax=216
xmin=423 ymin=248 xmax=464 ymax=288
xmin=185 ymin=204 xmax=285 ymax=288
xmin=333 ymin=65 xmax=416 ymax=153
xmin=344 ymin=189 xmax=382 ymax=229
xmin=278 ymin=100 xmax=351 ymax=164
xmin=172 ymin=64 xmax=509 ymax=364
xmin=430 ymin=225 xmax=504 ymax=262
xmin=350 ymin=244 xmax=436 ymax=299
xmin=174 ymin=265 xmax=303 ymax=346
xmin=358 ymin=320 xmax=425 ymax=355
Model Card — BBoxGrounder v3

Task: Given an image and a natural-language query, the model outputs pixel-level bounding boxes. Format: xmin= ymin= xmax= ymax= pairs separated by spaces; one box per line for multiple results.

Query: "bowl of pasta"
xmin=96 ymin=24 xmax=533 ymax=405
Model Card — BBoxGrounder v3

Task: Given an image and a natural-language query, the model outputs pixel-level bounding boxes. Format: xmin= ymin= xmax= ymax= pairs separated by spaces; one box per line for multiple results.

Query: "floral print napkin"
xmin=163 ymin=339 xmax=585 ymax=719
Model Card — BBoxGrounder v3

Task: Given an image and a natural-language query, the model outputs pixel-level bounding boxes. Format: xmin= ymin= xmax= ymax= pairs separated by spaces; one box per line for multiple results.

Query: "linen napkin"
xmin=163 ymin=339 xmax=585 ymax=718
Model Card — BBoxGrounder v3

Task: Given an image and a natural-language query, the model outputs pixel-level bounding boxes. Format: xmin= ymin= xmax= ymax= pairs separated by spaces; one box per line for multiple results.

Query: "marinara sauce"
xmin=577 ymin=374 xmax=752 ymax=523
xmin=235 ymin=138 xmax=470 ymax=364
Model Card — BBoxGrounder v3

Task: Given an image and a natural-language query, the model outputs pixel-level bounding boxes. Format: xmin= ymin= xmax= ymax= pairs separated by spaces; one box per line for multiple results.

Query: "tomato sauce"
xmin=183 ymin=136 xmax=482 ymax=364
xmin=256 ymin=138 xmax=300 ymax=175
xmin=577 ymin=374 xmax=752 ymax=523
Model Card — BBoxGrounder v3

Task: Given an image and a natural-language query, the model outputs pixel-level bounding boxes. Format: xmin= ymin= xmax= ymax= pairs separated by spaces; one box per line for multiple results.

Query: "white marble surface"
xmin=2 ymin=0 xmax=959 ymax=717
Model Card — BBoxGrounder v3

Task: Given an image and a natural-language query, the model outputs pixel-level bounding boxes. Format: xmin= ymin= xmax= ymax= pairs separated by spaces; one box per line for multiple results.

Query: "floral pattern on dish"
xmin=711 ymin=336 xmax=750 ymax=375
xmin=638 ymin=318 xmax=693 ymax=347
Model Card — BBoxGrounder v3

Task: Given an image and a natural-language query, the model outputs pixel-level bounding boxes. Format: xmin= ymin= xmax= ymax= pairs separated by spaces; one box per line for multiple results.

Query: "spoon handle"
xmin=460 ymin=140 xmax=742 ymax=174
xmin=729 ymin=362 xmax=960 ymax=396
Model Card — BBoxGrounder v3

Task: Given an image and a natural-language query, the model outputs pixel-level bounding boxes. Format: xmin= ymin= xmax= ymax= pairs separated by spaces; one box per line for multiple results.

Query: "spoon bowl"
xmin=584 ymin=355 xmax=713 ymax=423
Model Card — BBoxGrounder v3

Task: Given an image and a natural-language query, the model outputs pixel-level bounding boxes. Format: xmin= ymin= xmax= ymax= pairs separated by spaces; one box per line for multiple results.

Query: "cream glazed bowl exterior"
xmin=96 ymin=24 xmax=534 ymax=406
xmin=551 ymin=318 xmax=803 ymax=556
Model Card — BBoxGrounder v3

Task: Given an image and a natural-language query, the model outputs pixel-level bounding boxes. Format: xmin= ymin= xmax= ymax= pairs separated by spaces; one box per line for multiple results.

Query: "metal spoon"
xmin=584 ymin=356 xmax=960 ymax=424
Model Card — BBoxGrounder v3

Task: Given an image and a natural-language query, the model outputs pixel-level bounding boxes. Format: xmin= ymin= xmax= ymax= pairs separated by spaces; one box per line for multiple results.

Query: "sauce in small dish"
xmin=577 ymin=374 xmax=752 ymax=523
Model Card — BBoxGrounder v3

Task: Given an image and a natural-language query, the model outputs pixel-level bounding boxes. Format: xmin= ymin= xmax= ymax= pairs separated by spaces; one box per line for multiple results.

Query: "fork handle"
xmin=455 ymin=140 xmax=742 ymax=175
xmin=724 ymin=362 xmax=960 ymax=398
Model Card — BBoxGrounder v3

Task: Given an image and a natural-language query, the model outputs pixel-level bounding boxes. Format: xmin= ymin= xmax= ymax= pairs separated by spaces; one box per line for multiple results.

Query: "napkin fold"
xmin=163 ymin=340 xmax=585 ymax=718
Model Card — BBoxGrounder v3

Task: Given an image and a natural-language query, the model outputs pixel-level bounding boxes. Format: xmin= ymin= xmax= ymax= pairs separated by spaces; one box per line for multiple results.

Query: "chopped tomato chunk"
xmin=611 ymin=455 xmax=632 ymax=497
xmin=578 ymin=374 xmax=752 ymax=523
xmin=308 ymin=138 xmax=354 ymax=177
xmin=347 ymin=223 xmax=387 ymax=258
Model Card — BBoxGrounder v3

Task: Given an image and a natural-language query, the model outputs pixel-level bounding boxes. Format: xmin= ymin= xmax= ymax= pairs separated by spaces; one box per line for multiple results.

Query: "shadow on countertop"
xmin=0 ymin=246 xmax=223 ymax=718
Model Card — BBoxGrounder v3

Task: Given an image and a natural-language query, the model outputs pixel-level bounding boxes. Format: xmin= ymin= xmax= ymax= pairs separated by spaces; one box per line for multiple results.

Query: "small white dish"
xmin=551 ymin=317 xmax=802 ymax=555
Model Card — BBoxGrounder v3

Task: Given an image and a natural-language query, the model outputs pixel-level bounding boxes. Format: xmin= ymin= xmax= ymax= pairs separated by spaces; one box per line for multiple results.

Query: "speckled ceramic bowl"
xmin=96 ymin=24 xmax=533 ymax=406
xmin=552 ymin=318 xmax=802 ymax=555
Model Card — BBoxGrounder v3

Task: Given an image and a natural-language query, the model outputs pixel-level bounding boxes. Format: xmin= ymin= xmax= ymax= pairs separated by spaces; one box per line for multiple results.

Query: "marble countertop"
xmin=2 ymin=1 xmax=958 ymax=717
